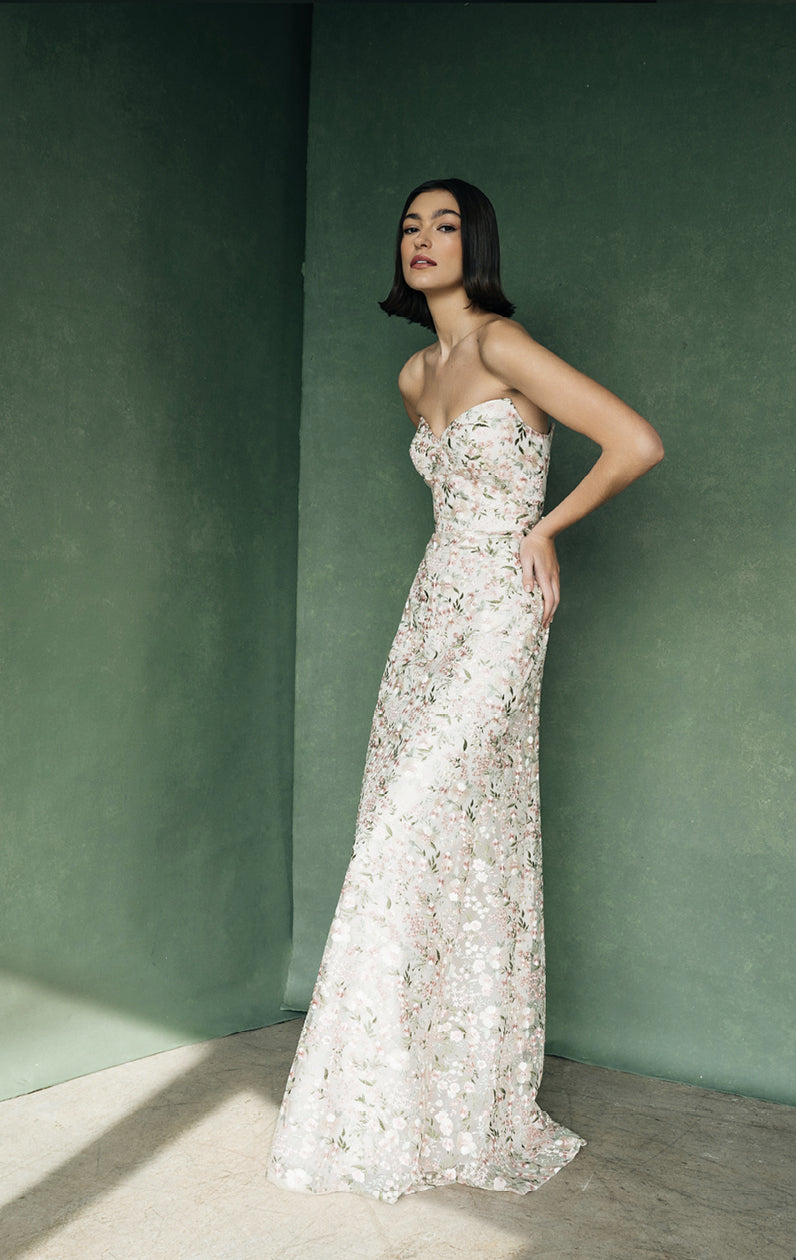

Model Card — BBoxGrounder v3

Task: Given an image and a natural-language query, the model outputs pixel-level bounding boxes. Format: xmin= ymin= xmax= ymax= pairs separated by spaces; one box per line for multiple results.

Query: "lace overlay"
xmin=269 ymin=399 xmax=584 ymax=1201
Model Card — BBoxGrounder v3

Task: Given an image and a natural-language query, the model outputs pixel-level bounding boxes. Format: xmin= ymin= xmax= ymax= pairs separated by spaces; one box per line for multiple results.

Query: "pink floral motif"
xmin=269 ymin=398 xmax=584 ymax=1202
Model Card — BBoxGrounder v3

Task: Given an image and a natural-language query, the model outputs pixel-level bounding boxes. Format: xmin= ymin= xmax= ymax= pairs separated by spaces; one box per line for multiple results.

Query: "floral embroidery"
xmin=269 ymin=399 xmax=584 ymax=1202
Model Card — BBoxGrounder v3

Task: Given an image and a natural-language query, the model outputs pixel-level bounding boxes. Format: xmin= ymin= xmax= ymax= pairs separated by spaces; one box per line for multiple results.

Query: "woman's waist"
xmin=431 ymin=511 xmax=540 ymax=542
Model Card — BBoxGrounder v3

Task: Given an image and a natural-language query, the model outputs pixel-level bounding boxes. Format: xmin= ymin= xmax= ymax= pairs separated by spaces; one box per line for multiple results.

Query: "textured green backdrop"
xmin=2 ymin=2 xmax=792 ymax=1108
xmin=0 ymin=3 xmax=310 ymax=1098
xmin=287 ymin=3 xmax=795 ymax=1104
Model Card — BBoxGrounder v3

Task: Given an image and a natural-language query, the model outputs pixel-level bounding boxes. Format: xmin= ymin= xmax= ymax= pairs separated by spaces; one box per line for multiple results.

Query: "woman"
xmin=269 ymin=178 xmax=663 ymax=1202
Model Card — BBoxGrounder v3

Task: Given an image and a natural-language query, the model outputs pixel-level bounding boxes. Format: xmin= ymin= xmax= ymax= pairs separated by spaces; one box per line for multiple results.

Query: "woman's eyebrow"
xmin=403 ymin=208 xmax=462 ymax=222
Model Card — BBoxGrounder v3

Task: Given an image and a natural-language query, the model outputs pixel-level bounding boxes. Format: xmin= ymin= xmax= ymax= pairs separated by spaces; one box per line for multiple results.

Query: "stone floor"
xmin=0 ymin=1019 xmax=792 ymax=1259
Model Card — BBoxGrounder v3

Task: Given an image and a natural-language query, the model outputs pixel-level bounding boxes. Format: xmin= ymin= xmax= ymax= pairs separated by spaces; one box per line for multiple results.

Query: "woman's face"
xmin=400 ymin=189 xmax=463 ymax=295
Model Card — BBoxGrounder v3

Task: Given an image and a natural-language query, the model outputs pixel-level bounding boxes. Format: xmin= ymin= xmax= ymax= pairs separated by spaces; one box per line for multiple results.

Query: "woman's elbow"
xmin=637 ymin=426 xmax=664 ymax=471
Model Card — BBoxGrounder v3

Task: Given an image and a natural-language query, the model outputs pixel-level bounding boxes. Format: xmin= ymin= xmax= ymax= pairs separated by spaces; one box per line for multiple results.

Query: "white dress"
xmin=269 ymin=398 xmax=584 ymax=1201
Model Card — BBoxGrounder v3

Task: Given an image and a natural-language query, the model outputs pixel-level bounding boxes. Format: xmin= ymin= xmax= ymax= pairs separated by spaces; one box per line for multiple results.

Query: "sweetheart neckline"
xmin=417 ymin=397 xmax=552 ymax=443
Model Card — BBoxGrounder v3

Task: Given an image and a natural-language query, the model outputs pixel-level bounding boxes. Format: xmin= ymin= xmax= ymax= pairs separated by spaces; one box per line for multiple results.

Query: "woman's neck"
xmin=425 ymin=288 xmax=492 ymax=358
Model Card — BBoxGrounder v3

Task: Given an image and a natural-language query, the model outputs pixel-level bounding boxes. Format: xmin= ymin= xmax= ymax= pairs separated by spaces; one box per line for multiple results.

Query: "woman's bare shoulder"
xmin=478 ymin=316 xmax=550 ymax=380
xmin=478 ymin=315 xmax=535 ymax=354
xmin=398 ymin=347 xmax=427 ymax=391
xmin=398 ymin=348 xmax=429 ymax=420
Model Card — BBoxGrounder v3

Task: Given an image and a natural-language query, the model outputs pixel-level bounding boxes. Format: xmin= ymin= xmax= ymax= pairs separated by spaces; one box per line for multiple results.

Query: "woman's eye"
xmin=402 ymin=225 xmax=417 ymax=235
xmin=438 ymin=224 xmax=457 ymax=232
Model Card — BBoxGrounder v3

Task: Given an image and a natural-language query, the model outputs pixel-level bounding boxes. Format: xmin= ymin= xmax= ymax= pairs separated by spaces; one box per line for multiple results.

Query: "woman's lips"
xmin=410 ymin=257 xmax=436 ymax=268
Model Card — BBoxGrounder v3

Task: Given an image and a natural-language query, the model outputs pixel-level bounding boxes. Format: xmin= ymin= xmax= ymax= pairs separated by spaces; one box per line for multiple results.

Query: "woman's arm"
xmin=480 ymin=320 xmax=664 ymax=626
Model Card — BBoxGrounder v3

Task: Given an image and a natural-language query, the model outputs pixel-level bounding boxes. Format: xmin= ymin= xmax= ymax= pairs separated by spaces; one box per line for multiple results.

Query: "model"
xmin=269 ymin=178 xmax=664 ymax=1202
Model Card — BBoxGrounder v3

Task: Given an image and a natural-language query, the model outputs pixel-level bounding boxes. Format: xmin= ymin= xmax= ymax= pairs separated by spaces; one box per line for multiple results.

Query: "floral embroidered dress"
xmin=269 ymin=397 xmax=584 ymax=1202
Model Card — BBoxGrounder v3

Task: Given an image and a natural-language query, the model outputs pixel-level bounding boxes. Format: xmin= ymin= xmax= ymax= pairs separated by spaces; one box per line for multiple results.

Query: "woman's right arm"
xmin=398 ymin=352 xmax=425 ymax=428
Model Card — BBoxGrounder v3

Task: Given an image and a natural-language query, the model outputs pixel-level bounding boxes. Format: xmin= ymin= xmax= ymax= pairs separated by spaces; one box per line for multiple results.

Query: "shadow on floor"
xmin=0 ymin=1021 xmax=300 ymax=1259
xmin=2 ymin=1020 xmax=794 ymax=1260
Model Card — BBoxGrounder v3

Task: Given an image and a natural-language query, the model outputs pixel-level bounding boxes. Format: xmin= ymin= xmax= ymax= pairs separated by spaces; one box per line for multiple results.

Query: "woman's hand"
xmin=519 ymin=524 xmax=559 ymax=628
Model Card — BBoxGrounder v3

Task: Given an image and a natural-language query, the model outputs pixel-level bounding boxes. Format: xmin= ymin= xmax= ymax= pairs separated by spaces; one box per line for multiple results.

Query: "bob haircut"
xmin=379 ymin=178 xmax=515 ymax=330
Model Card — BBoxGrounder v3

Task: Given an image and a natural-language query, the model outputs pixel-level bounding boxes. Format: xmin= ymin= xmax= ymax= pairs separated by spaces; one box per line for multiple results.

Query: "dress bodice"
xmin=410 ymin=397 xmax=552 ymax=537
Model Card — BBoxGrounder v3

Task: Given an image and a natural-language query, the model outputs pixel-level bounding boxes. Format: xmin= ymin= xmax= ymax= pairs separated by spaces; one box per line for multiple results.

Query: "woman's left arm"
xmin=480 ymin=321 xmax=664 ymax=626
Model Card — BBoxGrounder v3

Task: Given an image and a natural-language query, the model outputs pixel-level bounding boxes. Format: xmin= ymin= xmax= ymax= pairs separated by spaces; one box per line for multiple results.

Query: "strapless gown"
xmin=269 ymin=397 xmax=584 ymax=1201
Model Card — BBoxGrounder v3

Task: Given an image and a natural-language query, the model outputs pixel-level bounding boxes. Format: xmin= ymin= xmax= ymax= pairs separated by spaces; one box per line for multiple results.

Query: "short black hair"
xmin=379 ymin=178 xmax=515 ymax=331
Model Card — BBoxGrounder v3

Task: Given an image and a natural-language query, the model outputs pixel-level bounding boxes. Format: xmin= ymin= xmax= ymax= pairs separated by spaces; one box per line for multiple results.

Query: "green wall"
xmin=2 ymin=2 xmax=792 ymax=1110
xmin=287 ymin=3 xmax=795 ymax=1105
xmin=0 ymin=3 xmax=310 ymax=1099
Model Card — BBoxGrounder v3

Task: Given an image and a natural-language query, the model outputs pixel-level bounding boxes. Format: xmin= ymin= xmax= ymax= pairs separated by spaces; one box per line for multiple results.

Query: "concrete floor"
xmin=0 ymin=1020 xmax=792 ymax=1260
